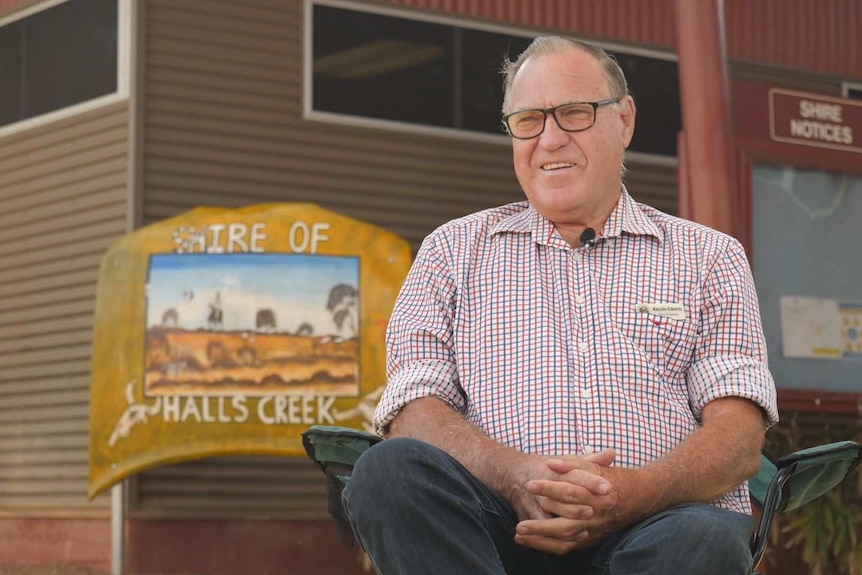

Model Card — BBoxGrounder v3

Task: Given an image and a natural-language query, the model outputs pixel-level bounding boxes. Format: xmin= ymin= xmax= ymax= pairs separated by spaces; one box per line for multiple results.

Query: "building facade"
xmin=0 ymin=0 xmax=859 ymax=573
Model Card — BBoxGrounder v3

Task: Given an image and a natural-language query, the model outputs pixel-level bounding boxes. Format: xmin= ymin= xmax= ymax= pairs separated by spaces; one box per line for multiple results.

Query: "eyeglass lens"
xmin=507 ymin=103 xmax=596 ymax=138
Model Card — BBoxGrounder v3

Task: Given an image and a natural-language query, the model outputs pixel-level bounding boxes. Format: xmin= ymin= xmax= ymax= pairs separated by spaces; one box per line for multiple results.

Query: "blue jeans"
xmin=343 ymin=438 xmax=755 ymax=575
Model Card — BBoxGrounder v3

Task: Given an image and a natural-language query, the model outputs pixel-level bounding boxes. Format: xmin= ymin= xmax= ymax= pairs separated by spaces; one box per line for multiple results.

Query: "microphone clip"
xmin=579 ymin=227 xmax=597 ymax=249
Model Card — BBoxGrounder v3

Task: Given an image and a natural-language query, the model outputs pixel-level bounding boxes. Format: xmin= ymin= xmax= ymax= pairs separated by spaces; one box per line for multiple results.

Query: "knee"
xmin=673 ymin=505 xmax=752 ymax=548
xmin=655 ymin=505 xmax=753 ymax=569
xmin=609 ymin=505 xmax=754 ymax=574
xmin=344 ymin=437 xmax=436 ymax=505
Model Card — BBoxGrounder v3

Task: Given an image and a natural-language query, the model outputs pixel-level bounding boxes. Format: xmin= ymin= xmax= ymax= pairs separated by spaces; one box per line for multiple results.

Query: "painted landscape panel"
xmin=143 ymin=253 xmax=360 ymax=396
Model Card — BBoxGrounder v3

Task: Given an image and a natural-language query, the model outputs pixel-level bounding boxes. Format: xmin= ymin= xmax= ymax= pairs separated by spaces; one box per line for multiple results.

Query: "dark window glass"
xmin=460 ymin=29 xmax=531 ymax=134
xmin=0 ymin=0 xmax=117 ymax=129
xmin=614 ymin=53 xmax=681 ymax=156
xmin=847 ymin=87 xmax=862 ymax=100
xmin=0 ymin=21 xmax=22 ymax=127
xmin=311 ymin=3 xmax=681 ymax=157
xmin=313 ymin=4 xmax=454 ymax=127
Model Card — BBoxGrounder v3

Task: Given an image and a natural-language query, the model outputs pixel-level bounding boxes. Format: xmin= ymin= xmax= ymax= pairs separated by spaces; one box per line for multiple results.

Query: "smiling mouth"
xmin=541 ymin=162 xmax=574 ymax=171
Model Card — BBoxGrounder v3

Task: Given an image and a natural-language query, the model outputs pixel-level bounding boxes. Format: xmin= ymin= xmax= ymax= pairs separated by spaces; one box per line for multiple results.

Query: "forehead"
xmin=509 ymin=48 xmax=609 ymax=109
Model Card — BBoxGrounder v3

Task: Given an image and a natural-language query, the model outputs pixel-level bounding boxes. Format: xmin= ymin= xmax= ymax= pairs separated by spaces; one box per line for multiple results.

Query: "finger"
xmin=531 ymin=471 xmax=610 ymax=497
xmin=517 ymin=516 xmax=589 ymax=539
xmin=515 ymin=519 xmax=591 ymax=553
xmin=527 ymin=477 xmax=602 ymax=503
xmin=547 ymin=449 xmax=616 ymax=473
xmin=514 ymin=532 xmax=587 ymax=555
xmin=533 ymin=494 xmax=594 ymax=520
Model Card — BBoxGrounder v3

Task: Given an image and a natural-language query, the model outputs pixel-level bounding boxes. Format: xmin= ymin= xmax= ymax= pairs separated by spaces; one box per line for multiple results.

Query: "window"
xmin=0 ymin=0 xmax=119 ymax=130
xmin=307 ymin=0 xmax=681 ymax=157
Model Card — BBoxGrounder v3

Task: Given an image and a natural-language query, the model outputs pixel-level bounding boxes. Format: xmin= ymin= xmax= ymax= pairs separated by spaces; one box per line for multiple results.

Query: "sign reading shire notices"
xmin=88 ymin=204 xmax=411 ymax=498
xmin=769 ymin=88 xmax=862 ymax=153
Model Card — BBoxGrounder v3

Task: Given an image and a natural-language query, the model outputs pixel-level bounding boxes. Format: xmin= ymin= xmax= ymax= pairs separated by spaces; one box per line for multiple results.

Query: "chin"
xmin=530 ymin=188 xmax=586 ymax=210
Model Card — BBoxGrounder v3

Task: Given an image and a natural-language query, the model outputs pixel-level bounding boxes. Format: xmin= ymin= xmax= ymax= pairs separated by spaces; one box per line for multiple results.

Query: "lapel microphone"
xmin=579 ymin=227 xmax=597 ymax=248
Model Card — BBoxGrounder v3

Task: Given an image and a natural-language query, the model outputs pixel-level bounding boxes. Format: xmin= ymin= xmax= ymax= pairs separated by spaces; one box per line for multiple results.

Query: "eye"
xmin=512 ymin=111 xmax=542 ymax=127
xmin=558 ymin=104 xmax=592 ymax=120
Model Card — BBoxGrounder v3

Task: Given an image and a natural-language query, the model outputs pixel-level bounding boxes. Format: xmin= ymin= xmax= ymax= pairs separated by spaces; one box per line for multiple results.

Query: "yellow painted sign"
xmin=88 ymin=204 xmax=411 ymax=499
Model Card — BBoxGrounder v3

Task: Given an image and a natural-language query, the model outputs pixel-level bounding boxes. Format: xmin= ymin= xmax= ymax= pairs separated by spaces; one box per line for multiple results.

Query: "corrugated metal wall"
xmin=134 ymin=0 xmax=675 ymax=517
xmin=385 ymin=0 xmax=678 ymax=48
xmin=0 ymin=102 xmax=128 ymax=512
xmin=0 ymin=0 xmax=35 ymax=13
xmin=725 ymin=0 xmax=860 ymax=78
xmin=2 ymin=0 xmax=861 ymax=77
xmin=386 ymin=0 xmax=862 ymax=80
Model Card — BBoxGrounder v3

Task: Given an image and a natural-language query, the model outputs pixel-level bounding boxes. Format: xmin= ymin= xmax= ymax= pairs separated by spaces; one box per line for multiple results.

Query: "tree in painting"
xmin=326 ymin=284 xmax=358 ymax=337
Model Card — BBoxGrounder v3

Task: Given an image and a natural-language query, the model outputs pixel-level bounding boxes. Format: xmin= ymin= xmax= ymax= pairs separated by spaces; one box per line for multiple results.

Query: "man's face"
xmin=508 ymin=48 xmax=636 ymax=227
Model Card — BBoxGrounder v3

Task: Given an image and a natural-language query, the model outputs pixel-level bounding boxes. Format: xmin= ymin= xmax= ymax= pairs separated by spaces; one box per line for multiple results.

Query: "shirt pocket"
xmin=650 ymin=315 xmax=698 ymax=380
xmin=612 ymin=309 xmax=698 ymax=382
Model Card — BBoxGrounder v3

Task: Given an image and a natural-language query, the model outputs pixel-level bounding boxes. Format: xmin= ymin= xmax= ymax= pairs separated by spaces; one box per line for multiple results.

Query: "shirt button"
xmin=575 ymin=295 xmax=586 ymax=305
xmin=572 ymin=252 xmax=582 ymax=263
xmin=582 ymin=388 xmax=592 ymax=399
xmin=584 ymin=445 xmax=595 ymax=454
xmin=578 ymin=341 xmax=588 ymax=352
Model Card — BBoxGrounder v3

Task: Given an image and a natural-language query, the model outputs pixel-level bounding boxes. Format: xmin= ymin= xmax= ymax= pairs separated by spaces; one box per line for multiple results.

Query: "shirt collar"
xmin=489 ymin=186 xmax=661 ymax=246
xmin=490 ymin=204 xmax=568 ymax=248
xmin=603 ymin=186 xmax=662 ymax=242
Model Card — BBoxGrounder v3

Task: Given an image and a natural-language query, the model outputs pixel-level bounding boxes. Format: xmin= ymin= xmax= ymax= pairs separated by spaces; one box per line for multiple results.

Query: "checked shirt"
xmin=376 ymin=188 xmax=778 ymax=513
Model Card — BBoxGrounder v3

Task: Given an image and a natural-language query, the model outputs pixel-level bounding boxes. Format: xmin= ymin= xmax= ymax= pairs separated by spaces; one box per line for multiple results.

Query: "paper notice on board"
xmin=780 ymin=296 xmax=842 ymax=359
xmin=840 ymin=303 xmax=862 ymax=359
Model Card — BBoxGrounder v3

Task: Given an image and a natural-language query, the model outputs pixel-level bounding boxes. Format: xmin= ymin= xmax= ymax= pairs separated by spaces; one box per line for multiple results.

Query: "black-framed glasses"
xmin=502 ymin=97 xmax=624 ymax=140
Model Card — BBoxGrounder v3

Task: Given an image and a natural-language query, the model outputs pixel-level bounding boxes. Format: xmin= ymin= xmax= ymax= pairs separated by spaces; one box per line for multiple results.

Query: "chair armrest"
xmin=750 ymin=440 xmax=861 ymax=568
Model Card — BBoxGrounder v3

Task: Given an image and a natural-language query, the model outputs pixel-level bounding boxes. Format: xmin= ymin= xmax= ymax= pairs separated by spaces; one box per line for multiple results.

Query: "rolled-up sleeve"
xmin=687 ymin=239 xmax=779 ymax=426
xmin=374 ymin=235 xmax=467 ymax=435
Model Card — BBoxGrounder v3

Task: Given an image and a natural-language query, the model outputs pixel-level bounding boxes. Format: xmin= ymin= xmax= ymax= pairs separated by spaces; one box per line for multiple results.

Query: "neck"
xmin=555 ymin=186 xmax=622 ymax=247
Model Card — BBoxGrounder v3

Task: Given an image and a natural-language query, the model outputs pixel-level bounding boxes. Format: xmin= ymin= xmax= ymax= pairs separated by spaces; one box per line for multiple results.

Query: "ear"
xmin=619 ymin=95 xmax=636 ymax=148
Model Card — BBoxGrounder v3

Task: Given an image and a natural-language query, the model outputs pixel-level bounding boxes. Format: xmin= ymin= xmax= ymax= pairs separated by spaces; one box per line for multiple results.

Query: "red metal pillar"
xmin=673 ymin=0 xmax=737 ymax=237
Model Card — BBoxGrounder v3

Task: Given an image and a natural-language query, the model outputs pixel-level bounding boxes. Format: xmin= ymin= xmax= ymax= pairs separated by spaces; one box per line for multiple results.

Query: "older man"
xmin=343 ymin=36 xmax=777 ymax=575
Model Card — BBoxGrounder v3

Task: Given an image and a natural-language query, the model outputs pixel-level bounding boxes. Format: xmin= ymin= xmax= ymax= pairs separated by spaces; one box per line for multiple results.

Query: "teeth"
xmin=542 ymin=162 xmax=574 ymax=170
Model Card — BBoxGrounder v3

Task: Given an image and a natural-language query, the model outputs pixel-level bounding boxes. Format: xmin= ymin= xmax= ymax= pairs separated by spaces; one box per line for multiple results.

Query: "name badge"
xmin=635 ymin=302 xmax=686 ymax=320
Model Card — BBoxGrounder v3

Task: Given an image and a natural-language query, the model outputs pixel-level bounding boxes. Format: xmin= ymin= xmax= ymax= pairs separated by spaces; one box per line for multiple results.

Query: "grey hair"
xmin=500 ymin=37 xmax=629 ymax=115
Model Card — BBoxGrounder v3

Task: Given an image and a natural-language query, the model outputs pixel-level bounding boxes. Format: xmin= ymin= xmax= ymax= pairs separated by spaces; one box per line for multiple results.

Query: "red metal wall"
xmin=386 ymin=0 xmax=677 ymax=47
xmin=725 ymin=0 xmax=861 ymax=79
xmin=1 ymin=0 xmax=860 ymax=78
xmin=386 ymin=0 xmax=862 ymax=79
xmin=0 ymin=0 xmax=30 ymax=12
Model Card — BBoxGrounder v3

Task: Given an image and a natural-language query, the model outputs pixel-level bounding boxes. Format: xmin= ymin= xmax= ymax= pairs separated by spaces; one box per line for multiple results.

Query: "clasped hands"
xmin=508 ymin=449 xmax=633 ymax=555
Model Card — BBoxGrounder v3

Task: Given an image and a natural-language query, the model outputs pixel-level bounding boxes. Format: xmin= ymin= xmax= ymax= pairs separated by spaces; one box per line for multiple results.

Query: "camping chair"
xmin=302 ymin=425 xmax=862 ymax=574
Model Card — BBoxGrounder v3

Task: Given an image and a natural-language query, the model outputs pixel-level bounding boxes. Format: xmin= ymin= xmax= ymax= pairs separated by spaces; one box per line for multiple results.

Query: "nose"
xmin=537 ymin=113 xmax=570 ymax=150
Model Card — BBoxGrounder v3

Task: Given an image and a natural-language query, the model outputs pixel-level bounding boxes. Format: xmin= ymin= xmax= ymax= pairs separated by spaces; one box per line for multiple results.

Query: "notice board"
xmin=751 ymin=164 xmax=862 ymax=393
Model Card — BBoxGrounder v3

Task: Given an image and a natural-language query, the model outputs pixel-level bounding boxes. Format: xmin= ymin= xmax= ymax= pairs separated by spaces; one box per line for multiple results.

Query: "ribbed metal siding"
xmin=384 ymin=0 xmax=677 ymax=47
xmin=725 ymin=0 xmax=861 ymax=79
xmin=0 ymin=102 xmax=128 ymax=512
xmin=3 ymin=0 xmax=861 ymax=77
xmin=386 ymin=0 xmax=862 ymax=79
xmin=0 ymin=0 xmax=30 ymax=12
xmin=132 ymin=456 xmax=330 ymax=519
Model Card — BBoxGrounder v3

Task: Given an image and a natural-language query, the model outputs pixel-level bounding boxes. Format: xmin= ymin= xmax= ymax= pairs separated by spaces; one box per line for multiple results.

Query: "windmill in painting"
xmin=143 ymin=253 xmax=360 ymax=397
